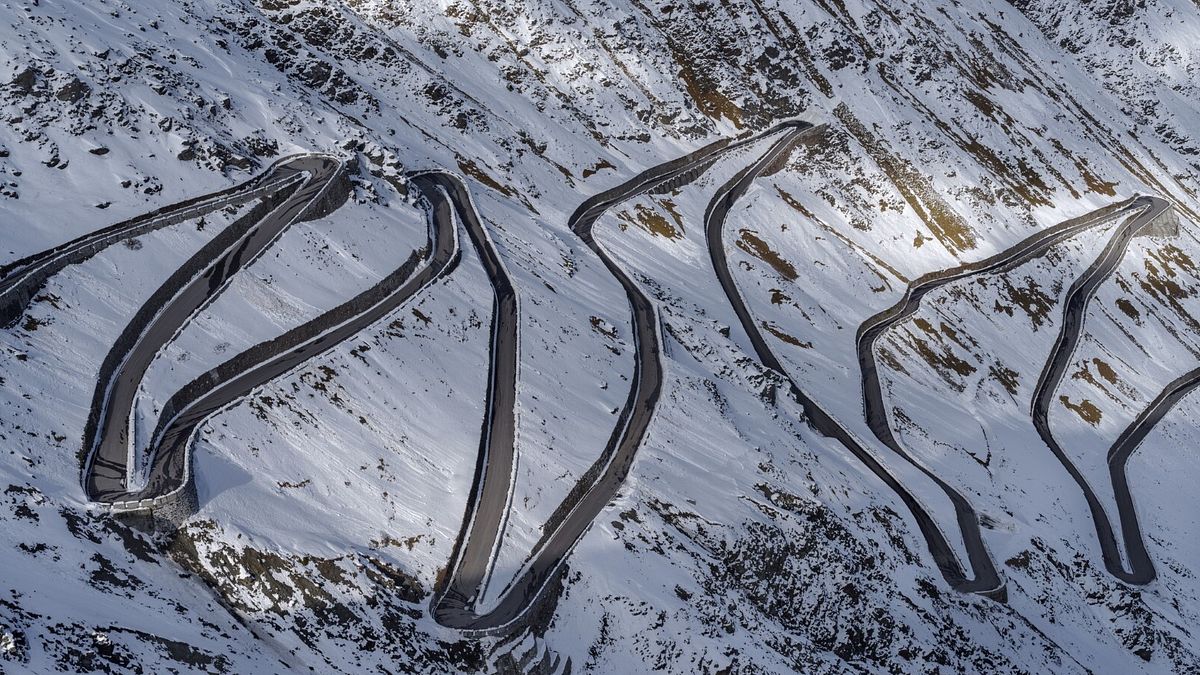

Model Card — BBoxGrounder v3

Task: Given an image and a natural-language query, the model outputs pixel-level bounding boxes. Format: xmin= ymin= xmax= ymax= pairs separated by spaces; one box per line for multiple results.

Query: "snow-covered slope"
xmin=2 ymin=0 xmax=1200 ymax=672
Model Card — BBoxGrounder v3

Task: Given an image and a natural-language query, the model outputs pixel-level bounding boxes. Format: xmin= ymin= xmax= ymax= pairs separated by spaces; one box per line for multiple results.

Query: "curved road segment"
xmin=703 ymin=125 xmax=1014 ymax=597
xmin=422 ymin=172 xmax=522 ymax=628
xmin=855 ymin=197 xmax=1146 ymax=596
xmin=78 ymin=165 xmax=480 ymax=505
xmin=434 ymin=120 xmax=814 ymax=633
xmin=1107 ymin=365 xmax=1200 ymax=577
xmin=0 ymin=158 xmax=308 ymax=328
xmin=88 ymin=176 xmax=459 ymax=510
xmin=10 ymin=123 xmax=1174 ymax=634
xmin=1031 ymin=196 xmax=1170 ymax=585
xmin=84 ymin=155 xmax=344 ymax=501
xmin=861 ymin=195 xmax=1169 ymax=589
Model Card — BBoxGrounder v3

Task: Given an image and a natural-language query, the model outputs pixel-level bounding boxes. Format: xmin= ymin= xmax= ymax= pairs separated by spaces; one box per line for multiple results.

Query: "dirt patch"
xmin=761 ymin=321 xmax=811 ymax=348
xmin=1059 ymin=395 xmax=1102 ymax=425
xmin=834 ymin=104 xmax=976 ymax=254
xmin=737 ymin=229 xmax=797 ymax=280
xmin=998 ymin=276 xmax=1055 ymax=328
xmin=582 ymin=159 xmax=615 ymax=178
xmin=590 ymin=315 xmax=618 ymax=340
xmin=1092 ymin=358 xmax=1120 ymax=387
xmin=1049 ymin=138 xmax=1118 ymax=197
xmin=990 ymin=363 xmax=1019 ymax=396
xmin=617 ymin=198 xmax=684 ymax=239
xmin=456 ymin=157 xmax=514 ymax=197
xmin=1115 ymin=297 xmax=1141 ymax=322
xmin=1136 ymin=243 xmax=1200 ymax=334
xmin=877 ymin=346 xmax=909 ymax=377
xmin=909 ymin=317 xmax=976 ymax=379
xmin=775 ymin=186 xmax=908 ymax=283
xmin=675 ymin=60 xmax=743 ymax=129
xmin=1071 ymin=357 xmax=1136 ymax=402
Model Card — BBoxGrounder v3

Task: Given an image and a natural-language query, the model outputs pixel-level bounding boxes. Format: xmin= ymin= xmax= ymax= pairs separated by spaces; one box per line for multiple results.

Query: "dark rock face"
xmin=168 ymin=520 xmax=486 ymax=673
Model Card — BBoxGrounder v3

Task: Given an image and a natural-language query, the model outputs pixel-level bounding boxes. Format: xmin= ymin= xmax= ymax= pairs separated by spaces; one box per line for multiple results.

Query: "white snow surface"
xmin=2 ymin=0 xmax=1200 ymax=672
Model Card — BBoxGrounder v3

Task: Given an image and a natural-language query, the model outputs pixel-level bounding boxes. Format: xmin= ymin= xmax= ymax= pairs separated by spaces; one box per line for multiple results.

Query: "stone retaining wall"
xmin=1140 ymin=203 xmax=1180 ymax=238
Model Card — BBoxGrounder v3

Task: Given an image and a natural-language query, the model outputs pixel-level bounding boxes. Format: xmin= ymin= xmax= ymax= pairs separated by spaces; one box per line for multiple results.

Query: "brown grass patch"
xmin=991 ymin=364 xmax=1019 ymax=396
xmin=1115 ymin=297 xmax=1141 ymax=322
xmin=457 ymin=157 xmax=514 ymax=197
xmin=761 ymin=321 xmax=811 ymax=348
xmin=674 ymin=60 xmax=743 ymax=129
xmin=834 ymin=104 xmax=976 ymax=254
xmin=617 ymin=199 xmax=684 ymax=239
xmin=582 ymin=159 xmax=616 ymax=179
xmin=999 ymin=277 xmax=1054 ymax=328
xmin=910 ymin=317 xmax=976 ymax=378
xmin=737 ymin=229 xmax=797 ymax=280
xmin=1059 ymin=395 xmax=1102 ymax=425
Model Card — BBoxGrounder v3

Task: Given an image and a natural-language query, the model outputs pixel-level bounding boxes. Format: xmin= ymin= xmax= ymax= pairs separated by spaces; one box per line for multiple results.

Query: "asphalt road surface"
xmin=418 ymin=172 xmax=522 ymax=628
xmin=1107 ymin=365 xmax=1200 ymax=579
xmin=702 ymin=124 xmax=1013 ymax=598
xmin=852 ymin=197 xmax=1159 ymax=596
xmin=88 ymin=172 xmax=458 ymax=507
xmin=84 ymin=155 xmax=344 ymax=501
xmin=27 ymin=123 xmax=1173 ymax=634
xmin=433 ymin=121 xmax=812 ymax=632
xmin=1031 ymin=196 xmax=1170 ymax=585
xmin=857 ymin=195 xmax=1168 ymax=590
xmin=0 ymin=158 xmax=307 ymax=328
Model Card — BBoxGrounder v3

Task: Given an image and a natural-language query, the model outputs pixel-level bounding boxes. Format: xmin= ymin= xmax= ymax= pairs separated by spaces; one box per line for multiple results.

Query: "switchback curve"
xmin=1031 ymin=196 xmax=1171 ymax=585
xmin=83 ymin=155 xmax=347 ymax=502
xmin=433 ymin=120 xmax=813 ymax=632
xmin=704 ymin=124 xmax=1008 ymax=598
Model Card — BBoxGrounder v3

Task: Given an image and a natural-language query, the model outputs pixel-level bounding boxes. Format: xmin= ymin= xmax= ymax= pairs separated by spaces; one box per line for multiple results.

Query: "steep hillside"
xmin=1 ymin=0 xmax=1199 ymax=672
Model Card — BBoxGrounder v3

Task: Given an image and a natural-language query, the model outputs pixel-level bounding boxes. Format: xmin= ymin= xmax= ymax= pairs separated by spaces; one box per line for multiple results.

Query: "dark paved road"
xmin=88 ymin=171 xmax=459 ymax=507
xmin=856 ymin=195 xmax=1168 ymax=590
xmin=52 ymin=124 xmax=1178 ymax=635
xmin=84 ymin=155 xmax=344 ymax=501
xmin=1031 ymin=196 xmax=1170 ymax=585
xmin=433 ymin=121 xmax=812 ymax=632
xmin=853 ymin=198 xmax=1157 ymax=597
xmin=0 ymin=158 xmax=307 ymax=328
xmin=706 ymin=124 xmax=1010 ymax=598
xmin=416 ymin=172 xmax=522 ymax=628
xmin=1107 ymin=365 xmax=1200 ymax=578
